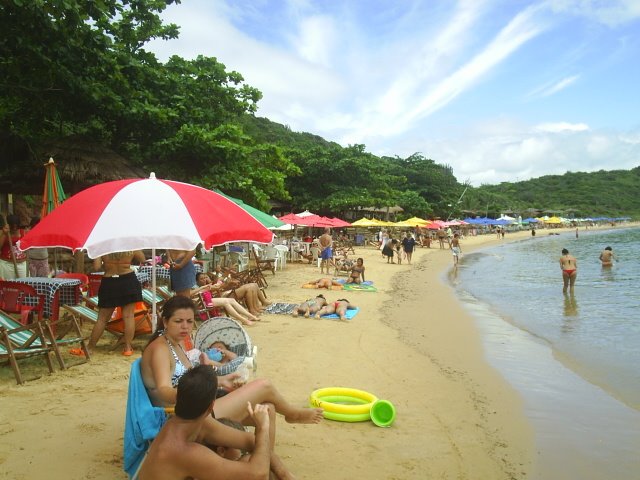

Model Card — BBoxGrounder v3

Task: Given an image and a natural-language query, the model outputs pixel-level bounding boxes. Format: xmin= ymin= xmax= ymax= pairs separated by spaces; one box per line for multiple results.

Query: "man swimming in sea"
xmin=559 ymin=248 xmax=577 ymax=293
xmin=599 ymin=246 xmax=615 ymax=267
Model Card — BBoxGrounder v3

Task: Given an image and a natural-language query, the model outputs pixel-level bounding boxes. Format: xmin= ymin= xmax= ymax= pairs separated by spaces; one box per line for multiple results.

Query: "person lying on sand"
xmin=292 ymin=294 xmax=327 ymax=317
xmin=314 ymin=298 xmax=356 ymax=321
xmin=308 ymin=278 xmax=343 ymax=289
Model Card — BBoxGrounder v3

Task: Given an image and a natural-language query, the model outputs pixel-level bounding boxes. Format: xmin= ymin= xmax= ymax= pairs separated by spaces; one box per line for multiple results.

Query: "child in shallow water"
xmin=292 ymin=294 xmax=327 ymax=317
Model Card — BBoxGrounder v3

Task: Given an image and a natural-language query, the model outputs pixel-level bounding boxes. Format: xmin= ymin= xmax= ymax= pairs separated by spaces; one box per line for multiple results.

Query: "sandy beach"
xmin=0 ymin=230 xmax=538 ymax=479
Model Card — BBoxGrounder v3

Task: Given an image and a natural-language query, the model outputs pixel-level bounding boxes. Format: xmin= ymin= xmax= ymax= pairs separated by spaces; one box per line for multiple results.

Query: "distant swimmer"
xmin=599 ymin=246 xmax=615 ymax=267
xmin=559 ymin=248 xmax=577 ymax=293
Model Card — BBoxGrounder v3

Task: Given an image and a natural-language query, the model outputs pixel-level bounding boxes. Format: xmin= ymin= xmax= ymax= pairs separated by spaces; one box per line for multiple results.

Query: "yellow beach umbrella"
xmin=546 ymin=216 xmax=563 ymax=224
xmin=403 ymin=216 xmax=429 ymax=226
xmin=351 ymin=217 xmax=382 ymax=227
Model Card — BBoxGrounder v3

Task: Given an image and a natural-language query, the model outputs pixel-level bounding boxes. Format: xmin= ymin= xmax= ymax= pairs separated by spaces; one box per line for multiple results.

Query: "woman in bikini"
xmin=559 ymin=248 xmax=578 ymax=293
xmin=292 ymin=294 xmax=327 ymax=317
xmin=82 ymin=250 xmax=146 ymax=356
xmin=140 ymin=296 xmax=324 ymax=424
xmin=345 ymin=258 xmax=365 ymax=284
xmin=314 ymin=298 xmax=356 ymax=321
xmin=192 ymin=272 xmax=259 ymax=325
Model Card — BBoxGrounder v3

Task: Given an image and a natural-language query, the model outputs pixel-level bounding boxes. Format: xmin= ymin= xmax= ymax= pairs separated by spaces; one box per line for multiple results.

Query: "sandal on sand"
xmin=69 ymin=348 xmax=86 ymax=357
xmin=122 ymin=349 xmax=134 ymax=357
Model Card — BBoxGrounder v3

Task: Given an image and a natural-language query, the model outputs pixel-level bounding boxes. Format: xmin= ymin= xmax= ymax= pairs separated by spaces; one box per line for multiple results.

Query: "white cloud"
xmin=527 ymin=75 xmax=580 ymax=99
xmin=420 ymin=125 xmax=640 ymax=186
xmin=547 ymin=0 xmax=640 ymax=27
xmin=535 ymin=122 xmax=590 ymax=132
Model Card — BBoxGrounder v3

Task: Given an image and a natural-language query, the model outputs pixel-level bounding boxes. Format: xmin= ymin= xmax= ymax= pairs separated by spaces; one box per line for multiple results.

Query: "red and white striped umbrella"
xmin=19 ymin=173 xmax=273 ymax=257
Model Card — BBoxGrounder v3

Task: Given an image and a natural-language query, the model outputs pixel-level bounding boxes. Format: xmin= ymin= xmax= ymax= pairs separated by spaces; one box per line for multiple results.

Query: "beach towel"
xmin=334 ymin=279 xmax=373 ymax=285
xmin=123 ymin=359 xmax=167 ymax=479
xmin=264 ymin=302 xmax=298 ymax=315
xmin=342 ymin=283 xmax=378 ymax=292
xmin=321 ymin=307 xmax=360 ymax=321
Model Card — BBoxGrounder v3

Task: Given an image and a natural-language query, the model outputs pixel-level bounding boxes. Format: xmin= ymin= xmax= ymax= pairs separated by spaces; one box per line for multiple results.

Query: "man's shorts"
xmin=321 ymin=247 xmax=333 ymax=260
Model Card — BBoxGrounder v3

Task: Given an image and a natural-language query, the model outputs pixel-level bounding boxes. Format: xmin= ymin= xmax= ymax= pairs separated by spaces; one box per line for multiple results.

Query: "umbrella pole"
xmin=151 ymin=248 xmax=157 ymax=331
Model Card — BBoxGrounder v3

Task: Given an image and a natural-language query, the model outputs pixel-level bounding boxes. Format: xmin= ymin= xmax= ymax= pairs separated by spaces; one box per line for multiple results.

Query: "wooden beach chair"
xmin=0 ymin=321 xmax=56 ymax=384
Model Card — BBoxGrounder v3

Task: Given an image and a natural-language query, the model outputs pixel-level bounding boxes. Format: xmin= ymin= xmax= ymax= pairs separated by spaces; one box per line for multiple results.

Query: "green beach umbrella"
xmin=41 ymin=158 xmax=66 ymax=218
xmin=215 ymin=191 xmax=285 ymax=229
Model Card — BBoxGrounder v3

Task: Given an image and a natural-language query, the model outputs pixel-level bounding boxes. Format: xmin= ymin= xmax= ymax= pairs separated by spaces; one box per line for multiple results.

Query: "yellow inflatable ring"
xmin=310 ymin=387 xmax=378 ymax=416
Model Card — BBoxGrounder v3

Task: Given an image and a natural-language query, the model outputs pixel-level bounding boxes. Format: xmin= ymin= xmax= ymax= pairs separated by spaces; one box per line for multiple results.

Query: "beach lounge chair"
xmin=0 ymin=307 xmax=90 ymax=369
xmin=61 ymin=299 xmax=152 ymax=343
xmin=0 ymin=318 xmax=56 ymax=384
xmin=123 ymin=358 xmax=168 ymax=479
xmin=252 ymin=244 xmax=277 ymax=276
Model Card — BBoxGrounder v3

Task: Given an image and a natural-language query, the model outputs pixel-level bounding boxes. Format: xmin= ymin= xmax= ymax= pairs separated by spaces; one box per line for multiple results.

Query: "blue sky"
xmin=147 ymin=0 xmax=640 ymax=185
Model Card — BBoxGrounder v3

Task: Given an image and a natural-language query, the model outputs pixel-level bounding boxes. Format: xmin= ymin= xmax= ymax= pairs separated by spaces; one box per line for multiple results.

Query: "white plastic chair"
xmin=273 ymin=245 xmax=289 ymax=270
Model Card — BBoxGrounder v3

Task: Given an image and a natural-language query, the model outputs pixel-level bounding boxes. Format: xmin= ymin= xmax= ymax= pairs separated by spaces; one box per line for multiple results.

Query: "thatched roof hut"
xmin=0 ymin=135 xmax=146 ymax=195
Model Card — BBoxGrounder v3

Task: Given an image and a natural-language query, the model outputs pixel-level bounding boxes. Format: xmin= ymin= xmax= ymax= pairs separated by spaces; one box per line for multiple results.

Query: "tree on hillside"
xmin=0 ymin=0 xmax=295 ymax=206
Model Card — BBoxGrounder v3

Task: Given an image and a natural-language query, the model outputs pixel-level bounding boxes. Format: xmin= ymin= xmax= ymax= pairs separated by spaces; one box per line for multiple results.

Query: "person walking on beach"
xmin=450 ymin=233 xmax=462 ymax=266
xmin=402 ymin=233 xmax=417 ymax=264
xmin=319 ymin=228 xmax=333 ymax=274
xmin=599 ymin=246 xmax=615 ymax=267
xmin=559 ymin=248 xmax=577 ymax=293
xmin=437 ymin=228 xmax=446 ymax=249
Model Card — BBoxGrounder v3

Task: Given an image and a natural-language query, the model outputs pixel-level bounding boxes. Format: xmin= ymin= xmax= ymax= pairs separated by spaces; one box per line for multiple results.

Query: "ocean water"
xmin=450 ymin=227 xmax=640 ymax=480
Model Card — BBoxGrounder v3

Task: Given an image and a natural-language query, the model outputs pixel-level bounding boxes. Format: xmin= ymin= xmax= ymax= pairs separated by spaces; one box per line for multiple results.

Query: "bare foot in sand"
xmin=241 ymin=318 xmax=255 ymax=326
xmin=285 ymin=407 xmax=324 ymax=424
xmin=304 ymin=311 xmax=310 ymax=318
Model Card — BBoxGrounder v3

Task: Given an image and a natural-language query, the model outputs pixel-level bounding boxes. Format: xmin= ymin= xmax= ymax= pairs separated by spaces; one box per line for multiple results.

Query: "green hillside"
xmin=464 ymin=168 xmax=640 ymax=218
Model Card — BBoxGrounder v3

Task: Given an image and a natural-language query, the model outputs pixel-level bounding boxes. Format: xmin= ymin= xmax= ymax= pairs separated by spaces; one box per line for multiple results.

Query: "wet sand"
xmin=0 ymin=230 xmax=536 ymax=479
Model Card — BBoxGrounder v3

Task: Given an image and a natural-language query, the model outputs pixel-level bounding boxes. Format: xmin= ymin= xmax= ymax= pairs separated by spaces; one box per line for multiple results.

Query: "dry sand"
xmin=0 ymin=230 xmax=538 ymax=479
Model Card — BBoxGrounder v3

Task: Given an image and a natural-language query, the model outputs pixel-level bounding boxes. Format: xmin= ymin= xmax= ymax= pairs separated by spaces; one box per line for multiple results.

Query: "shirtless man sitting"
xmin=138 ymin=364 xmax=293 ymax=480
xmin=559 ymin=248 xmax=578 ymax=293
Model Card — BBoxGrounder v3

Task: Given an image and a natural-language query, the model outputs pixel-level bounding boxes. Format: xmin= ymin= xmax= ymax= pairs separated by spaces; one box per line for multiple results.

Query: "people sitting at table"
xmin=140 ymin=296 xmax=324 ymax=425
xmin=79 ymin=250 xmax=146 ymax=356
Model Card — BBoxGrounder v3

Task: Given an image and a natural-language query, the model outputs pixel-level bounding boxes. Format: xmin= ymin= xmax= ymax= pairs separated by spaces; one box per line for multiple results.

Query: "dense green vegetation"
xmin=1 ymin=1 xmax=637 ymax=220
xmin=465 ymin=168 xmax=640 ymax=219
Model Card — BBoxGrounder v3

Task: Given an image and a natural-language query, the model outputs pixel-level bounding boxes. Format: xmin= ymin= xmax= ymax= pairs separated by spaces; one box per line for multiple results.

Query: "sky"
xmin=147 ymin=0 xmax=640 ymax=186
